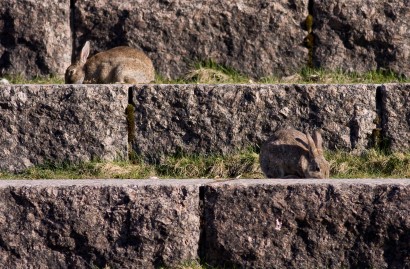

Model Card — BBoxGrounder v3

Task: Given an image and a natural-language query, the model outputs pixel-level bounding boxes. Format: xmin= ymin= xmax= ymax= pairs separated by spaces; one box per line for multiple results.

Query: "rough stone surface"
xmin=131 ymin=84 xmax=376 ymax=161
xmin=73 ymin=0 xmax=309 ymax=79
xmin=312 ymin=1 xmax=410 ymax=77
xmin=0 ymin=0 xmax=71 ymax=77
xmin=0 ymin=85 xmax=128 ymax=172
xmin=381 ymin=83 xmax=410 ymax=151
xmin=201 ymin=179 xmax=410 ymax=269
xmin=0 ymin=179 xmax=203 ymax=269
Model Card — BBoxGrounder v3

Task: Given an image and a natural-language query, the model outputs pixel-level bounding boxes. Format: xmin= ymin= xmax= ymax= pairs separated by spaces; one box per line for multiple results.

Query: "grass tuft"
xmin=157 ymin=149 xmax=262 ymax=179
xmin=2 ymin=66 xmax=408 ymax=85
xmin=261 ymin=68 xmax=409 ymax=84
xmin=2 ymin=149 xmax=410 ymax=179
xmin=327 ymin=149 xmax=410 ymax=178
xmin=1 ymin=74 xmax=64 ymax=84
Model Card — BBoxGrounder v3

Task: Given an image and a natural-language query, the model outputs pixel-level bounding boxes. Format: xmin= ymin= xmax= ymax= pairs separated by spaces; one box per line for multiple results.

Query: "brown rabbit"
xmin=259 ymin=128 xmax=330 ymax=178
xmin=65 ymin=41 xmax=155 ymax=84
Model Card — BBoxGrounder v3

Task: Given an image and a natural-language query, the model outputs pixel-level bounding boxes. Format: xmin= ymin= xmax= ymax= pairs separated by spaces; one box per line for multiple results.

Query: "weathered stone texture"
xmin=312 ymin=1 xmax=410 ymax=77
xmin=0 ymin=0 xmax=71 ymax=77
xmin=0 ymin=85 xmax=128 ymax=172
xmin=73 ymin=0 xmax=309 ymax=79
xmin=201 ymin=179 xmax=410 ymax=269
xmin=131 ymin=84 xmax=376 ymax=161
xmin=0 ymin=179 xmax=408 ymax=268
xmin=381 ymin=84 xmax=410 ymax=151
xmin=0 ymin=179 xmax=203 ymax=269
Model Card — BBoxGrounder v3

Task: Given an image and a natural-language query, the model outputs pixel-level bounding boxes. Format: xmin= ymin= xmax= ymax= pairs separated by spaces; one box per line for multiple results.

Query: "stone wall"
xmin=0 ymin=179 xmax=408 ymax=269
xmin=0 ymin=84 xmax=128 ymax=172
xmin=2 ymin=83 xmax=410 ymax=172
xmin=0 ymin=1 xmax=409 ymax=78
xmin=0 ymin=0 xmax=71 ymax=77
xmin=131 ymin=84 xmax=377 ymax=161
xmin=312 ymin=1 xmax=410 ymax=77
xmin=201 ymin=179 xmax=410 ymax=269
xmin=72 ymin=0 xmax=309 ymax=79
xmin=0 ymin=179 xmax=204 ymax=269
xmin=380 ymin=84 xmax=410 ymax=152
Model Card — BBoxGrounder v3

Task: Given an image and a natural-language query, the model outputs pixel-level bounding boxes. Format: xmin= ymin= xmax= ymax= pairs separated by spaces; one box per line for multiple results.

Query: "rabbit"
xmin=259 ymin=128 xmax=330 ymax=179
xmin=65 ymin=41 xmax=155 ymax=84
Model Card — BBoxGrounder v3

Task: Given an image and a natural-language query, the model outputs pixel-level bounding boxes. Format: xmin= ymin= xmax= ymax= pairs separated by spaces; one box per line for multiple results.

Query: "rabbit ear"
xmin=306 ymin=132 xmax=319 ymax=157
xmin=312 ymin=130 xmax=324 ymax=155
xmin=80 ymin=41 xmax=90 ymax=64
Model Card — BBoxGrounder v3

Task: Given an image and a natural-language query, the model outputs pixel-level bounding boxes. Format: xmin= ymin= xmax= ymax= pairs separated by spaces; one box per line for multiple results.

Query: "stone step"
xmin=1 ymin=84 xmax=410 ymax=172
xmin=0 ymin=179 xmax=408 ymax=268
xmin=1 ymin=1 xmax=409 ymax=79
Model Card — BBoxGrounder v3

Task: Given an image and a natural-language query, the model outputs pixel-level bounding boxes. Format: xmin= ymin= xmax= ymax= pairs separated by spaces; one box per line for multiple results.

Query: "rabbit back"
xmin=84 ymin=46 xmax=155 ymax=84
xmin=260 ymin=128 xmax=329 ymax=178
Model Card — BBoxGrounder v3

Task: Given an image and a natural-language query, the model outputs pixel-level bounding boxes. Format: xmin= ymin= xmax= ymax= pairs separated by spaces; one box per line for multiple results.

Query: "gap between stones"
xmin=305 ymin=0 xmax=315 ymax=68
xmin=126 ymin=86 xmax=136 ymax=159
xmin=69 ymin=0 xmax=77 ymax=63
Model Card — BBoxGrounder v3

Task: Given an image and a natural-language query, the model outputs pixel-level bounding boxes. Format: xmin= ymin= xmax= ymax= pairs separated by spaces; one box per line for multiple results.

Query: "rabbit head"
xmin=65 ymin=41 xmax=90 ymax=84
xmin=303 ymin=130 xmax=330 ymax=179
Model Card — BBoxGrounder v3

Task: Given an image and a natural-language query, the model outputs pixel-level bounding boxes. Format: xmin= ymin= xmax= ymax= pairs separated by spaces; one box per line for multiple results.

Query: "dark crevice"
xmin=370 ymin=85 xmax=390 ymax=150
xmin=69 ymin=0 xmax=77 ymax=62
xmin=308 ymin=0 xmax=314 ymax=13
xmin=197 ymin=186 xmax=206 ymax=263
xmin=126 ymin=86 xmax=136 ymax=159
xmin=304 ymin=0 xmax=315 ymax=68
xmin=128 ymin=86 xmax=134 ymax=106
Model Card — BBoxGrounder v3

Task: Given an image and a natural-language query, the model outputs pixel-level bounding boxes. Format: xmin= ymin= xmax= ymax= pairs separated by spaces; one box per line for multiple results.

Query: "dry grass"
xmin=1 ymin=74 xmax=64 ymax=84
xmin=2 ymin=149 xmax=410 ymax=179
xmin=2 ymin=64 xmax=408 ymax=85
xmin=328 ymin=149 xmax=410 ymax=178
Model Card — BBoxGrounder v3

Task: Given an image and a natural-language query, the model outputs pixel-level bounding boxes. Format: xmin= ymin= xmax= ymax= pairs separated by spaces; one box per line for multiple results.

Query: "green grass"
xmin=98 ymin=260 xmax=224 ymax=269
xmin=1 ymin=74 xmax=64 ymax=84
xmin=4 ymin=62 xmax=407 ymax=85
xmin=1 ymin=149 xmax=409 ymax=179
xmin=155 ymin=62 xmax=409 ymax=84
xmin=328 ymin=149 xmax=410 ymax=178
xmin=155 ymin=60 xmax=251 ymax=84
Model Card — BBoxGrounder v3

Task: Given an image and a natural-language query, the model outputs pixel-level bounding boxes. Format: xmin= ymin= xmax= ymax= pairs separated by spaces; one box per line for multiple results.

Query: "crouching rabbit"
xmin=260 ymin=128 xmax=330 ymax=178
xmin=65 ymin=41 xmax=155 ymax=84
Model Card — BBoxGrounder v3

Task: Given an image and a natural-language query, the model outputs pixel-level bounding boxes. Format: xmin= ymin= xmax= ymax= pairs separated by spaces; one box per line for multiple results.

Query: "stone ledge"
xmin=1 ymin=83 xmax=410 ymax=173
xmin=0 ymin=84 xmax=129 ymax=172
xmin=202 ymin=179 xmax=410 ymax=269
xmin=131 ymin=84 xmax=377 ymax=161
xmin=0 ymin=179 xmax=408 ymax=268
xmin=0 ymin=179 xmax=207 ymax=269
xmin=381 ymin=84 xmax=410 ymax=152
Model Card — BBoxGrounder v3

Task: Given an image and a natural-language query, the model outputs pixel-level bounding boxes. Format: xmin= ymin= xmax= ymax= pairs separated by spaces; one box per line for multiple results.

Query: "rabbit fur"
xmin=65 ymin=41 xmax=155 ymax=84
xmin=259 ymin=128 xmax=330 ymax=179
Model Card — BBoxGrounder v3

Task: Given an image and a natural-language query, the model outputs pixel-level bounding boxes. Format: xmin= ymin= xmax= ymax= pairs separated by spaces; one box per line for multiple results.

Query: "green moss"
xmin=304 ymin=14 xmax=315 ymax=68
xmin=305 ymin=14 xmax=314 ymax=33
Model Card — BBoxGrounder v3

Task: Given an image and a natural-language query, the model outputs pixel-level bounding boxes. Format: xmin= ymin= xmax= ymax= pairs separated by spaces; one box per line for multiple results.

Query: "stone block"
xmin=201 ymin=179 xmax=410 ymax=269
xmin=73 ymin=0 xmax=309 ymax=79
xmin=380 ymin=83 xmax=410 ymax=151
xmin=0 ymin=179 xmax=206 ymax=268
xmin=312 ymin=1 xmax=410 ymax=77
xmin=0 ymin=0 xmax=71 ymax=77
xmin=131 ymin=84 xmax=376 ymax=161
xmin=0 ymin=85 xmax=128 ymax=172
